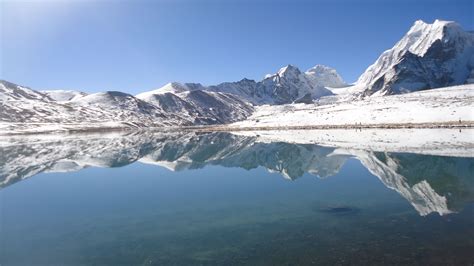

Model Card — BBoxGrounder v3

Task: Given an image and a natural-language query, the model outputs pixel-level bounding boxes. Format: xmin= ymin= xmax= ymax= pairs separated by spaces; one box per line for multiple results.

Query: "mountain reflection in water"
xmin=1 ymin=130 xmax=473 ymax=217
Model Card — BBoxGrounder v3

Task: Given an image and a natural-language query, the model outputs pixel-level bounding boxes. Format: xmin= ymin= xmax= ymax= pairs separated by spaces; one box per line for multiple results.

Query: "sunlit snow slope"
xmin=230 ymin=84 xmax=474 ymax=128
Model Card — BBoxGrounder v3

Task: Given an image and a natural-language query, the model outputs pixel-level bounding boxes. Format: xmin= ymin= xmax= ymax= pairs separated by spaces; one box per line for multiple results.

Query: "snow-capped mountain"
xmin=305 ymin=65 xmax=347 ymax=88
xmin=0 ymin=80 xmax=102 ymax=124
xmin=0 ymin=80 xmax=52 ymax=101
xmin=41 ymin=90 xmax=87 ymax=102
xmin=2 ymin=19 xmax=473 ymax=133
xmin=155 ymin=82 xmax=206 ymax=94
xmin=67 ymin=91 xmax=186 ymax=126
xmin=136 ymin=89 xmax=254 ymax=124
xmin=257 ymin=65 xmax=334 ymax=104
xmin=145 ymin=64 xmax=343 ymax=105
xmin=0 ymin=80 xmax=254 ymax=129
xmin=0 ymin=80 xmax=187 ymax=127
xmin=356 ymin=19 xmax=474 ymax=96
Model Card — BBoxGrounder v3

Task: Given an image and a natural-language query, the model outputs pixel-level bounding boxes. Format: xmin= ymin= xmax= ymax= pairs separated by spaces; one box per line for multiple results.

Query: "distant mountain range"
xmin=1 ymin=19 xmax=473 ymax=130
xmin=140 ymin=64 xmax=345 ymax=105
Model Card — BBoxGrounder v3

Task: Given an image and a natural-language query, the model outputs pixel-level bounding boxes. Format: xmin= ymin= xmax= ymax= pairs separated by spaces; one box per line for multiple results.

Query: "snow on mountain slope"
xmin=136 ymin=89 xmax=254 ymax=124
xmin=256 ymin=65 xmax=333 ymax=104
xmin=0 ymin=80 xmax=188 ymax=129
xmin=356 ymin=20 xmax=474 ymax=96
xmin=137 ymin=91 xmax=195 ymax=114
xmin=139 ymin=82 xmax=206 ymax=96
xmin=231 ymin=84 xmax=474 ymax=128
xmin=179 ymin=90 xmax=254 ymax=124
xmin=212 ymin=64 xmax=341 ymax=104
xmin=68 ymin=91 xmax=186 ymax=126
xmin=0 ymin=80 xmax=102 ymax=124
xmin=0 ymin=79 xmax=253 ymax=133
xmin=0 ymin=80 xmax=52 ymax=101
xmin=41 ymin=90 xmax=87 ymax=102
xmin=305 ymin=64 xmax=347 ymax=88
xmin=208 ymin=78 xmax=260 ymax=102
xmin=140 ymin=64 xmax=341 ymax=105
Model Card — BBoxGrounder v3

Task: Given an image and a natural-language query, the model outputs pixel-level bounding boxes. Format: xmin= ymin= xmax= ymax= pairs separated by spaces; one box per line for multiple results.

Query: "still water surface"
xmin=1 ymin=131 xmax=473 ymax=265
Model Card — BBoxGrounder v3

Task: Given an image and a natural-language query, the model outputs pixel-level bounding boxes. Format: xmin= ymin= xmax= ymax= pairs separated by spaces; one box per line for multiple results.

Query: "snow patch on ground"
xmin=230 ymin=84 xmax=474 ymax=128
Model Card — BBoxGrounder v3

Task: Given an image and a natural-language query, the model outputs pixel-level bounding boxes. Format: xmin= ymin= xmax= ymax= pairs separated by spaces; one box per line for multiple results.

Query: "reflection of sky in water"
xmin=1 ymin=133 xmax=473 ymax=265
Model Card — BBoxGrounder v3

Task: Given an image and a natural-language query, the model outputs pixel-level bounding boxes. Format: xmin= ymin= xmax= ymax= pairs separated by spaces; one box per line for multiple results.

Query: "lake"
xmin=1 ymin=130 xmax=473 ymax=265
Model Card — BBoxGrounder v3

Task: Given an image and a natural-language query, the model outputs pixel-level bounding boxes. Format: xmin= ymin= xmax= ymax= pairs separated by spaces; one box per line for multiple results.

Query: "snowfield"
xmin=230 ymin=84 xmax=474 ymax=129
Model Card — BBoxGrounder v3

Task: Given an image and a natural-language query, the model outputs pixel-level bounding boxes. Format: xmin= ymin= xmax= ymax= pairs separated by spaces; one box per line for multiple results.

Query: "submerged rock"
xmin=318 ymin=205 xmax=360 ymax=215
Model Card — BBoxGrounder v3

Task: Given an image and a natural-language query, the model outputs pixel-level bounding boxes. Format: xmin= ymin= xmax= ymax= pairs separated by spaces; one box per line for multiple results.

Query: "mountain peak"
xmin=277 ymin=64 xmax=301 ymax=77
xmin=356 ymin=19 xmax=474 ymax=96
xmin=412 ymin=19 xmax=456 ymax=29
xmin=306 ymin=65 xmax=341 ymax=77
xmin=0 ymin=79 xmax=52 ymax=102
xmin=404 ymin=19 xmax=464 ymax=57
xmin=306 ymin=64 xmax=333 ymax=72
xmin=305 ymin=65 xmax=346 ymax=88
xmin=138 ymin=82 xmax=189 ymax=97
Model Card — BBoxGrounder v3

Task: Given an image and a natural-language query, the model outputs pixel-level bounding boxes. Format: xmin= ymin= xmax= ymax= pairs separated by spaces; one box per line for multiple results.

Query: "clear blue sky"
xmin=1 ymin=0 xmax=473 ymax=94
